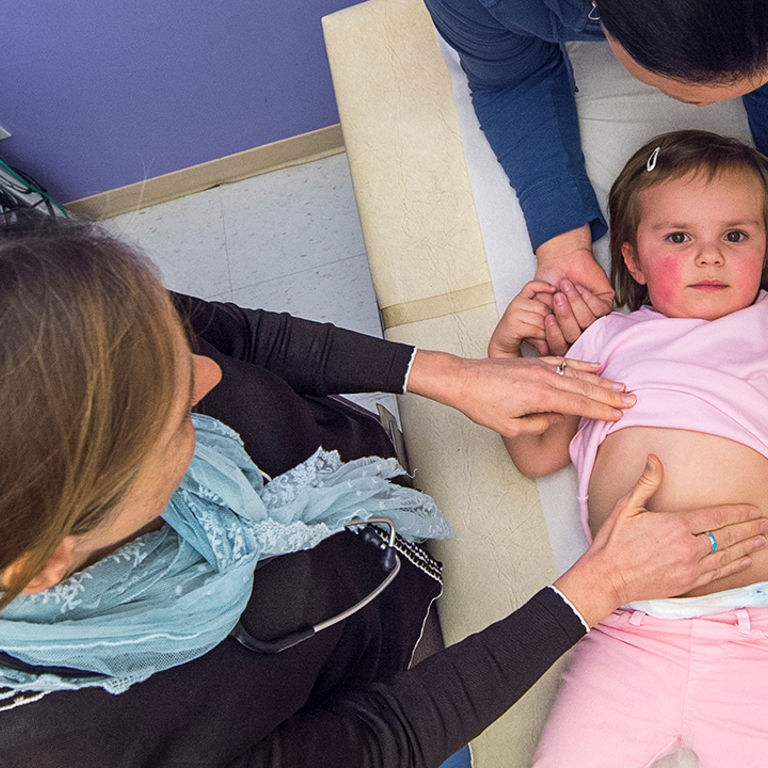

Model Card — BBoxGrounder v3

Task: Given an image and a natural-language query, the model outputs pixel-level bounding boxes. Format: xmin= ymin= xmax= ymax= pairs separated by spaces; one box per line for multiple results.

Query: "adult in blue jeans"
xmin=423 ymin=0 xmax=768 ymax=347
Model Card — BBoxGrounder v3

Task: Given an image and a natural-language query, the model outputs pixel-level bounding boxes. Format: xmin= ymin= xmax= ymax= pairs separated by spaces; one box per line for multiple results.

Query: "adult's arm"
xmin=230 ymin=587 xmax=584 ymax=768
xmin=422 ymin=0 xmax=605 ymax=251
xmin=743 ymin=82 xmax=768 ymax=156
xmin=174 ymin=292 xmax=633 ymax=439
xmin=231 ymin=457 xmax=766 ymax=767
xmin=172 ymin=292 xmax=414 ymax=395
xmin=422 ymin=0 xmax=613 ymax=336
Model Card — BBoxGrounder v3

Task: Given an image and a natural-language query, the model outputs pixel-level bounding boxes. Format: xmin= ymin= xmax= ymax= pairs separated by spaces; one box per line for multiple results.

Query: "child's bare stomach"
xmin=588 ymin=426 xmax=768 ymax=597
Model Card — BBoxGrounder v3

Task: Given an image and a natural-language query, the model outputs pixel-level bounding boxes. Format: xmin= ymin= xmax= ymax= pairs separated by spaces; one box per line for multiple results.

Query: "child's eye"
xmin=665 ymin=232 xmax=689 ymax=244
xmin=724 ymin=230 xmax=747 ymax=242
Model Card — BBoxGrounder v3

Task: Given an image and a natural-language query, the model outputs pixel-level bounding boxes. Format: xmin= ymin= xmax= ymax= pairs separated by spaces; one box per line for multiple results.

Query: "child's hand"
xmin=489 ymin=281 xmax=556 ymax=358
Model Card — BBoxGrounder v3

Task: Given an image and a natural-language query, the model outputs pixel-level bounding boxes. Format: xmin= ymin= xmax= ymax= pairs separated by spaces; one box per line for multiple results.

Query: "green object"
xmin=0 ymin=157 xmax=69 ymax=221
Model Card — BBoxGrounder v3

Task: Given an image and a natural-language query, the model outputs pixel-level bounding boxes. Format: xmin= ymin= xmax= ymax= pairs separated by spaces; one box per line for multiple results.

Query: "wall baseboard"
xmin=66 ymin=124 xmax=345 ymax=221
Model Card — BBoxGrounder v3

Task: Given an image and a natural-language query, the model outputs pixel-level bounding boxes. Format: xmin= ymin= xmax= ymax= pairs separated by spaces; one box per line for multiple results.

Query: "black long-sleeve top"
xmin=0 ymin=295 xmax=586 ymax=767
xmin=174 ymin=293 xmax=415 ymax=477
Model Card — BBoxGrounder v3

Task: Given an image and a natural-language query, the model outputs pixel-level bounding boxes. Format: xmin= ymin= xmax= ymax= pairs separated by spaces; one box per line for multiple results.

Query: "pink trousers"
xmin=532 ymin=606 xmax=768 ymax=768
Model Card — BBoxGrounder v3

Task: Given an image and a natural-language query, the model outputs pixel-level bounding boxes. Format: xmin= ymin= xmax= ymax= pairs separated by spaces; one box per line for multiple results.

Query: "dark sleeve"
xmin=422 ymin=0 xmax=606 ymax=249
xmin=171 ymin=293 xmax=415 ymax=395
xmin=229 ymin=588 xmax=586 ymax=768
xmin=743 ymin=83 xmax=768 ymax=157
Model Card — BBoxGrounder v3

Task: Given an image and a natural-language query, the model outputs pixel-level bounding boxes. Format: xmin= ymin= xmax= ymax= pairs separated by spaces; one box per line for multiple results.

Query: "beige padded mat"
xmin=323 ymin=1 xmax=562 ymax=764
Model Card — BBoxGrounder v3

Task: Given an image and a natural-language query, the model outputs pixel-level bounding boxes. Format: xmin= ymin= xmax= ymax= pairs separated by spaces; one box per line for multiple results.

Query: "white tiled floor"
xmin=104 ymin=152 xmax=396 ymax=414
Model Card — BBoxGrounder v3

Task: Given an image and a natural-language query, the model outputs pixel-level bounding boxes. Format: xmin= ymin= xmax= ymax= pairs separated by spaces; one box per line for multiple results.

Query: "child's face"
xmin=621 ymin=168 xmax=767 ymax=320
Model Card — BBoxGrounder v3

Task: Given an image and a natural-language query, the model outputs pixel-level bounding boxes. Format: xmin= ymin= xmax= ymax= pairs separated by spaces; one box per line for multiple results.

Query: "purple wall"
xmin=1 ymin=0 xmax=361 ymax=202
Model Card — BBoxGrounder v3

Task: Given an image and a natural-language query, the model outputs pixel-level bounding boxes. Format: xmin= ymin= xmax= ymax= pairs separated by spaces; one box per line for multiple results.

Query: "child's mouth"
xmin=690 ymin=281 xmax=727 ymax=290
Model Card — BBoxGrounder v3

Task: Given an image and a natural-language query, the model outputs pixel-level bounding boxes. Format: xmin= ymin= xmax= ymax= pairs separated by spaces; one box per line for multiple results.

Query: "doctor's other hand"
xmin=555 ymin=455 xmax=768 ymax=627
xmin=405 ymin=349 xmax=635 ymax=439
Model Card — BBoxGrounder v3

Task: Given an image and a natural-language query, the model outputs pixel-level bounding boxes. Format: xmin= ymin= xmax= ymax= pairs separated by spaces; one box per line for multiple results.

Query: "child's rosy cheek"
xmin=648 ymin=257 xmax=681 ymax=304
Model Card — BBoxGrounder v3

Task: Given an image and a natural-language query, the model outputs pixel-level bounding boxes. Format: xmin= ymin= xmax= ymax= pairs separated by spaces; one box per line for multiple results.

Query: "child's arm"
xmin=501 ymin=413 xmax=579 ymax=478
xmin=489 ymin=281 xmax=581 ymax=477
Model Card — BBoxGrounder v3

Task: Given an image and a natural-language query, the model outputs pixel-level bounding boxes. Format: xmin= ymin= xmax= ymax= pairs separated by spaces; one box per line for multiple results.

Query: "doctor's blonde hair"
xmin=0 ymin=219 xmax=179 ymax=607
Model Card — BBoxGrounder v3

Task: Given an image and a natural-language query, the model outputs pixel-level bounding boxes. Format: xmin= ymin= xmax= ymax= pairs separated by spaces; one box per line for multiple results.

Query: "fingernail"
xmin=575 ymin=284 xmax=585 ymax=295
xmin=612 ymin=408 xmax=623 ymax=419
xmin=645 ymin=456 xmax=655 ymax=472
xmin=621 ymin=393 xmax=636 ymax=405
xmin=562 ymin=280 xmax=574 ymax=291
xmin=760 ymin=521 xmax=768 ymax=533
xmin=755 ymin=537 xmax=767 ymax=548
xmin=545 ymin=313 xmax=556 ymax=325
xmin=554 ymin=293 xmax=566 ymax=305
xmin=611 ymin=381 xmax=625 ymax=390
xmin=749 ymin=508 xmax=761 ymax=519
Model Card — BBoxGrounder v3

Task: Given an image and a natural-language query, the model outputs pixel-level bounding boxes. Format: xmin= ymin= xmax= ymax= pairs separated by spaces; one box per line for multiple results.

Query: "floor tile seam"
xmin=222 ymin=225 xmax=365 ymax=253
xmin=216 ymin=185 xmax=235 ymax=296
xmin=230 ymin=249 xmax=370 ymax=295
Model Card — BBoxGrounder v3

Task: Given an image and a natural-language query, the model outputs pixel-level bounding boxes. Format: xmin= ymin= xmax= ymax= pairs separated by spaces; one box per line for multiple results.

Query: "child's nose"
xmin=695 ymin=242 xmax=725 ymax=266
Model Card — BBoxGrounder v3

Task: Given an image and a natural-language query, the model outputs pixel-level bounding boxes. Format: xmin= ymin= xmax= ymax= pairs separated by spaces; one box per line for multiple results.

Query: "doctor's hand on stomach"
xmin=587 ymin=426 xmax=768 ymax=597
xmin=555 ymin=455 xmax=768 ymax=627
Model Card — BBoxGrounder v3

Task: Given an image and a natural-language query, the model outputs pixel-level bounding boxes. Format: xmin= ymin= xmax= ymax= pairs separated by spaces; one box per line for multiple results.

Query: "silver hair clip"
xmin=646 ymin=146 xmax=660 ymax=172
xmin=588 ymin=1 xmax=600 ymax=21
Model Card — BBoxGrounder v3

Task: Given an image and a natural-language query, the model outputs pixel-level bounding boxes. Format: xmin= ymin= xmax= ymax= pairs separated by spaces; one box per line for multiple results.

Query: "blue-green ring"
xmin=706 ymin=532 xmax=718 ymax=554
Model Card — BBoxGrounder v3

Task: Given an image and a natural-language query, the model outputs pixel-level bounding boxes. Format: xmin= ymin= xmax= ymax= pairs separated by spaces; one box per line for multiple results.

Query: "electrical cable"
xmin=0 ymin=158 xmax=69 ymax=221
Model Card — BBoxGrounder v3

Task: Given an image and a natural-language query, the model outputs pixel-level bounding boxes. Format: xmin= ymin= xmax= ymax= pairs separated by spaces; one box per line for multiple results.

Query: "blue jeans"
xmin=438 ymin=744 xmax=472 ymax=768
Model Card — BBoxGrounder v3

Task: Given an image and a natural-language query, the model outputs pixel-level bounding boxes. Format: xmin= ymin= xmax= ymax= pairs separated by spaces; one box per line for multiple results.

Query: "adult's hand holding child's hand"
xmin=488 ymin=280 xmax=557 ymax=357
xmin=532 ymin=224 xmax=613 ymax=354
xmin=543 ymin=280 xmax=609 ymax=356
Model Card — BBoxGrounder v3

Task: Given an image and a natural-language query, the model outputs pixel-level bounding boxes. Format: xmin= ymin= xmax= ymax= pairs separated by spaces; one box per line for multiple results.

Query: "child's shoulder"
xmin=569 ymin=306 xmax=658 ymax=357
xmin=610 ymin=304 xmax=659 ymax=322
xmin=588 ymin=305 xmax=657 ymax=334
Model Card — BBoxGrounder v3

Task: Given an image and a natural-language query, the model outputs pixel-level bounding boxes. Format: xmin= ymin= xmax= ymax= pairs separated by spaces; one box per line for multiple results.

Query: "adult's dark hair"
xmin=609 ymin=129 xmax=768 ymax=310
xmin=598 ymin=0 xmax=768 ymax=83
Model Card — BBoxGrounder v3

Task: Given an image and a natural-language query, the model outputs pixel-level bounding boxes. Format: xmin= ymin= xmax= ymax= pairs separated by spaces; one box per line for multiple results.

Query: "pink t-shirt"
xmin=567 ymin=291 xmax=768 ymax=535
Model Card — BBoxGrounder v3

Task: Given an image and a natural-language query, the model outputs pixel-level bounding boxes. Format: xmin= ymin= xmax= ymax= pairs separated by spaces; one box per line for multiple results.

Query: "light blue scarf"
xmin=0 ymin=414 xmax=450 ymax=695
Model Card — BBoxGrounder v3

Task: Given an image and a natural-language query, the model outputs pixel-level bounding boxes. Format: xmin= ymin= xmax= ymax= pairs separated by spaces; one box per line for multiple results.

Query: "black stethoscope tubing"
xmin=230 ymin=516 xmax=401 ymax=654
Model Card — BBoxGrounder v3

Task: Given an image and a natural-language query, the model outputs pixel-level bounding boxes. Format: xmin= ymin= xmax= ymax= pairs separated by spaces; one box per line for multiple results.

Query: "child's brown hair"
xmin=609 ymin=129 xmax=768 ymax=310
